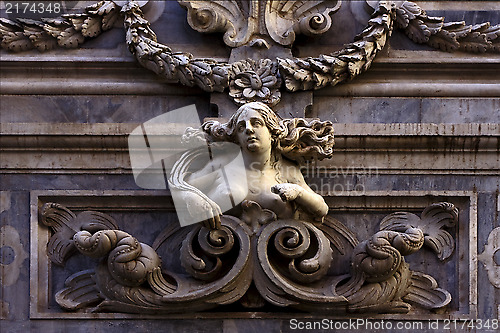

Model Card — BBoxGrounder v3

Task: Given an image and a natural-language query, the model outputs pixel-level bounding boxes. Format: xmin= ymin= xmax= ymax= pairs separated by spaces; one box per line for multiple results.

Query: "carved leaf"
xmin=101 ymin=9 xmax=120 ymax=30
xmin=319 ymin=216 xmax=358 ymax=255
xmin=403 ymin=271 xmax=451 ymax=309
xmin=405 ymin=19 xmax=432 ymax=43
xmin=428 ymin=29 xmax=460 ymax=52
xmin=39 ymin=203 xmax=118 ymax=265
xmin=18 ymin=19 xmax=58 ymax=51
xmin=395 ymin=1 xmax=422 ymax=29
xmin=419 ymin=202 xmax=458 ymax=260
xmin=0 ymin=19 xmax=32 ymax=52
xmin=75 ymin=211 xmax=118 ymax=232
xmin=55 ymin=270 xmax=103 ymax=311
xmin=42 ymin=19 xmax=86 ymax=48
xmin=458 ymin=23 xmax=492 ymax=53
xmin=381 ymin=202 xmax=458 ymax=261
xmin=483 ymin=24 xmax=500 ymax=42
xmin=40 ymin=203 xmax=78 ymax=265
xmin=87 ymin=0 xmax=118 ymax=16
xmin=82 ymin=16 xmax=103 ymax=38
xmin=63 ymin=13 xmax=87 ymax=31
xmin=341 ymin=263 xmax=413 ymax=314
xmin=147 ymin=267 xmax=177 ymax=295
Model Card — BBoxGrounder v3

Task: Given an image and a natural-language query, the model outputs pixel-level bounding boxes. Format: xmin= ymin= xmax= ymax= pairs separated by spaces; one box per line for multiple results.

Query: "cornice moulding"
xmin=1 ymin=123 xmax=498 ymax=175
xmin=1 ymin=60 xmax=499 ymax=97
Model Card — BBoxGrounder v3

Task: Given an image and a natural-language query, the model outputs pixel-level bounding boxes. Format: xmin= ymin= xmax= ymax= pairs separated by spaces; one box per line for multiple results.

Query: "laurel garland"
xmin=122 ymin=1 xmax=230 ymax=93
xmin=0 ymin=1 xmax=120 ymax=52
xmin=396 ymin=1 xmax=500 ymax=53
xmin=1 ymin=0 xmax=499 ymax=100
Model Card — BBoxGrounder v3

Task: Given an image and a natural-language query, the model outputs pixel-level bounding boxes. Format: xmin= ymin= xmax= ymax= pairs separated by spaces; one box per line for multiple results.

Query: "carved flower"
xmin=229 ymin=59 xmax=281 ymax=106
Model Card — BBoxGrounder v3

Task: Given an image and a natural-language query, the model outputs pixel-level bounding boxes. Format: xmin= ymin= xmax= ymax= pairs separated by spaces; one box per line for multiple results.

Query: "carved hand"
xmin=183 ymin=192 xmax=222 ymax=230
xmin=271 ymin=183 xmax=304 ymax=202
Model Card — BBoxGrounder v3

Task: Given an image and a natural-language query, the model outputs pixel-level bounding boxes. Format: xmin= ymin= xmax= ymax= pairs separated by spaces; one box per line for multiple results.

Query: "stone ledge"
xmin=1 ymin=123 xmax=498 ymax=174
xmin=1 ymin=60 xmax=499 ymax=97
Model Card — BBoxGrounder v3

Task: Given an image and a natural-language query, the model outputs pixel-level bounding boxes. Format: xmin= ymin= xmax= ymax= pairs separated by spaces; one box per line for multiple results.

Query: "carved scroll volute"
xmin=180 ymin=225 xmax=236 ymax=281
xmin=73 ymin=229 xmax=161 ymax=287
xmin=257 ymin=219 xmax=333 ymax=285
xmin=178 ymin=0 xmax=257 ymax=48
xmin=265 ymin=0 xmax=342 ymax=46
xmin=178 ymin=0 xmax=342 ymax=48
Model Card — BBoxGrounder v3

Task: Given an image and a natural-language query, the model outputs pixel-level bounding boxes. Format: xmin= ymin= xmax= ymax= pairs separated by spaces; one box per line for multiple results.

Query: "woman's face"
xmin=235 ymin=108 xmax=273 ymax=154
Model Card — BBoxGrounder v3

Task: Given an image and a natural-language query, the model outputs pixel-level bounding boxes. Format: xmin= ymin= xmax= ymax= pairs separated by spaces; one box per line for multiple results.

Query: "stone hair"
xmin=201 ymin=102 xmax=335 ymax=161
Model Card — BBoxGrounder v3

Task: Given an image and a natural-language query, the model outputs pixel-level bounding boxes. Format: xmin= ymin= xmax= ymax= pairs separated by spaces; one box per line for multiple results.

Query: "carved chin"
xmin=245 ymin=143 xmax=260 ymax=151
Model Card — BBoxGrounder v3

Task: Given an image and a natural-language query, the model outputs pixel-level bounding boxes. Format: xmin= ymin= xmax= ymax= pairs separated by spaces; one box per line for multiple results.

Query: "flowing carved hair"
xmin=200 ymin=102 xmax=334 ymax=162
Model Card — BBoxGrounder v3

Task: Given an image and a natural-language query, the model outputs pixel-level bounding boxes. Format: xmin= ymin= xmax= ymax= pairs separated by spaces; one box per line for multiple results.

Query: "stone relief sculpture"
xmin=1 ymin=1 xmax=499 ymax=105
xmin=39 ymin=102 xmax=458 ymax=314
xmin=178 ymin=0 xmax=342 ymax=48
xmin=0 ymin=0 xmax=471 ymax=315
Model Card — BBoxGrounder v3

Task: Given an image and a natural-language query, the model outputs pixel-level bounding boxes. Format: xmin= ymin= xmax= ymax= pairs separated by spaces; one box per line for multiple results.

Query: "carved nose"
xmin=245 ymin=122 xmax=254 ymax=134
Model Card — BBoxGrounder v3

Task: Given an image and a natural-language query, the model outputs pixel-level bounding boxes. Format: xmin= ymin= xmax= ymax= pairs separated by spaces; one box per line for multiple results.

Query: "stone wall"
xmin=1 ymin=1 xmax=499 ymax=332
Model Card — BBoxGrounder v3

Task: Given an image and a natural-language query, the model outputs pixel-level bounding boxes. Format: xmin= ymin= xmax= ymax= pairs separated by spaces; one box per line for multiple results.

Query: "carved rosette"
xmin=230 ymin=59 xmax=281 ymax=106
xmin=40 ymin=201 xmax=457 ymax=314
xmin=1 ymin=1 xmax=498 ymax=107
xmin=3 ymin=1 xmax=497 ymax=107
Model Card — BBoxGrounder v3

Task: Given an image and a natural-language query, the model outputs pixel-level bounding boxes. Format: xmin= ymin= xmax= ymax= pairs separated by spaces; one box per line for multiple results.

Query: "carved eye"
xmin=237 ymin=123 xmax=245 ymax=132
xmin=253 ymin=119 xmax=264 ymax=127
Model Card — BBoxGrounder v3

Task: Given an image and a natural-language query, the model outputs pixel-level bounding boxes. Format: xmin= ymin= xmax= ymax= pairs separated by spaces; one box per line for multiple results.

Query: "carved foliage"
xmin=40 ymin=201 xmax=456 ymax=314
xmin=123 ymin=1 xmax=230 ymax=93
xmin=0 ymin=1 xmax=120 ymax=52
xmin=278 ymin=0 xmax=396 ymax=92
xmin=55 ymin=269 xmax=103 ymax=311
xmin=396 ymin=1 xmax=500 ymax=53
xmin=230 ymin=58 xmax=281 ymax=106
xmin=122 ymin=0 xmax=500 ymax=104
xmin=39 ymin=202 xmax=118 ymax=265
xmin=335 ymin=203 xmax=457 ymax=313
xmin=380 ymin=202 xmax=458 ymax=260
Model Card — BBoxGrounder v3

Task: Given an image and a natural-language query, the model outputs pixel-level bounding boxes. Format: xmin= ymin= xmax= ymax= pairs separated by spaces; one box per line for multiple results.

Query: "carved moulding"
xmin=1 ymin=1 xmax=498 ymax=105
xmin=121 ymin=0 xmax=500 ymax=102
xmin=38 ymin=200 xmax=457 ymax=314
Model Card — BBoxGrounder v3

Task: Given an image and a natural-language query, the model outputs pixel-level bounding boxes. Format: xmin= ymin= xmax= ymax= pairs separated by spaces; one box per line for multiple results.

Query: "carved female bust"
xmin=177 ymin=101 xmax=335 ymax=230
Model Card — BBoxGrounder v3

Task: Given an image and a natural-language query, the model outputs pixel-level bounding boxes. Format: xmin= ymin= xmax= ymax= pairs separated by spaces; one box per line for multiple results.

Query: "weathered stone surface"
xmin=1 ymin=0 xmax=499 ymax=331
